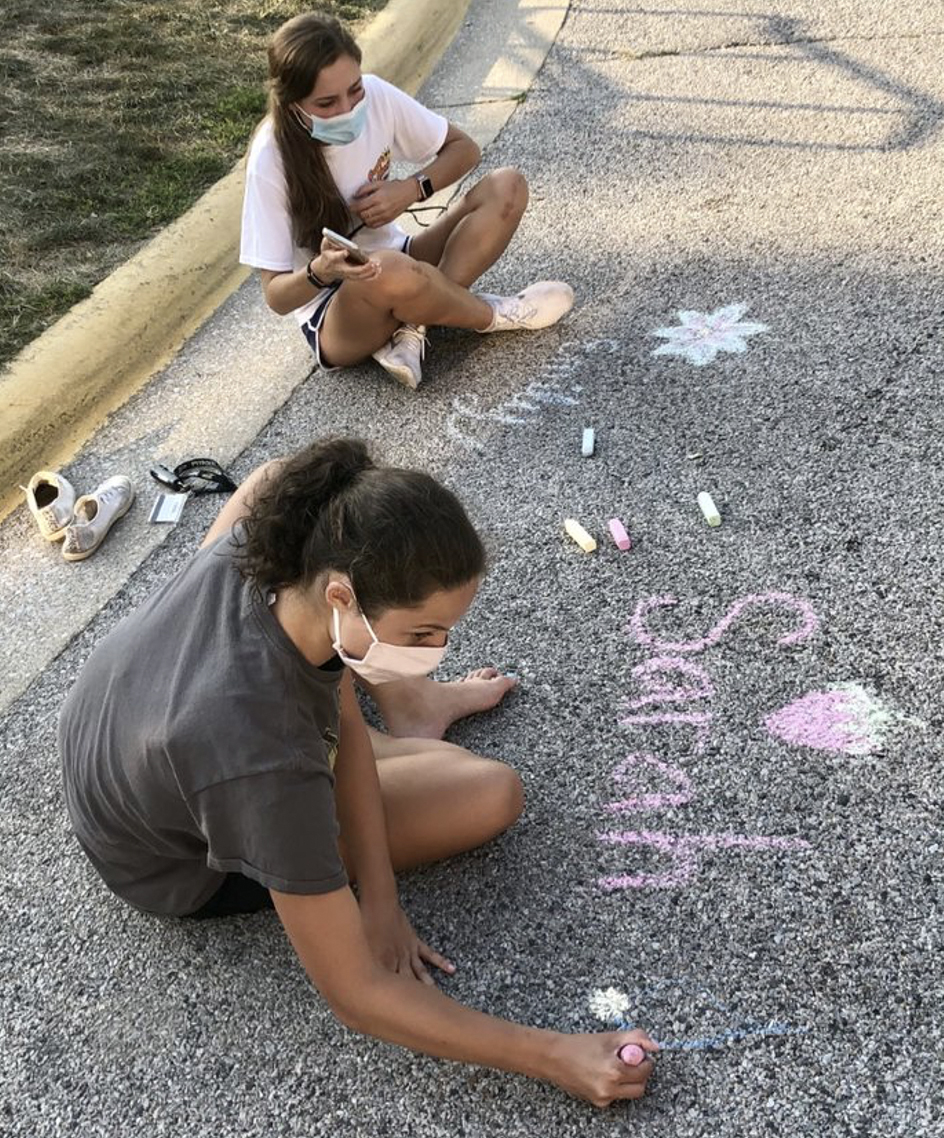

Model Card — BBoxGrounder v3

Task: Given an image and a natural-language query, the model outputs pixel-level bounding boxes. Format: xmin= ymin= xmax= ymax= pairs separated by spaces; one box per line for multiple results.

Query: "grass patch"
xmin=0 ymin=0 xmax=385 ymax=369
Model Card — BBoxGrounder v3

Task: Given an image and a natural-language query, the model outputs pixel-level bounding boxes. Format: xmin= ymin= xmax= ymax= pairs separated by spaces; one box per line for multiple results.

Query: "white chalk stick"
xmin=564 ymin=517 xmax=597 ymax=552
xmin=581 ymin=427 xmax=595 ymax=457
xmin=697 ymin=491 xmax=722 ymax=527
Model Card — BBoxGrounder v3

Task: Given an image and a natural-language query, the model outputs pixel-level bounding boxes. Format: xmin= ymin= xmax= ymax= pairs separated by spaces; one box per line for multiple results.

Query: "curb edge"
xmin=0 ymin=0 xmax=472 ymax=517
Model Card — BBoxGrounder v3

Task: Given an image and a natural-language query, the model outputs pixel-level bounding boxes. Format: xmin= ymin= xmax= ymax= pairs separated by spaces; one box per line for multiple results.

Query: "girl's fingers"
xmin=418 ymin=940 xmax=456 ymax=976
xmin=411 ymin=951 xmax=435 ymax=986
xmin=319 ymin=241 xmax=347 ymax=261
xmin=331 ymin=261 xmax=377 ymax=283
xmin=345 ymin=261 xmax=381 ymax=281
xmin=610 ymin=1077 xmax=650 ymax=1101
xmin=619 ymin=1029 xmax=659 ymax=1054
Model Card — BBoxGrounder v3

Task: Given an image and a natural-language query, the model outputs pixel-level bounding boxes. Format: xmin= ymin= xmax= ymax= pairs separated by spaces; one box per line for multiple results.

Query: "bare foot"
xmin=368 ymin=669 xmax=519 ymax=739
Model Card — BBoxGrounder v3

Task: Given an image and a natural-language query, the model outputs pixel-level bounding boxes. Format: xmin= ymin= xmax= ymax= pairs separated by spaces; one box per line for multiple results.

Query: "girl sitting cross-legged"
xmin=240 ymin=12 xmax=575 ymax=389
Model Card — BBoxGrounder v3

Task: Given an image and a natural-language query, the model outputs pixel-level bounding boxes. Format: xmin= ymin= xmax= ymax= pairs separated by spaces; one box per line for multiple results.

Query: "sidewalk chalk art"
xmin=651 ymin=303 xmax=768 ymax=366
xmin=629 ymin=592 xmax=820 ymax=655
xmin=597 ymin=591 xmax=820 ymax=891
xmin=445 ymin=339 xmax=619 ymax=452
xmin=588 ymin=980 xmax=808 ymax=1052
xmin=764 ymin=682 xmax=925 ymax=756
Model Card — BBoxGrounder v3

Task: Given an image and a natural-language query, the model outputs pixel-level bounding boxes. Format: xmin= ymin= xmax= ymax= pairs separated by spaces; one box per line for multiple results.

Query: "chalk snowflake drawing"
xmin=587 ymin=979 xmax=808 ymax=1052
xmin=764 ymin=682 xmax=925 ymax=756
xmin=588 ymin=987 xmax=631 ymax=1022
xmin=651 ymin=303 xmax=768 ymax=366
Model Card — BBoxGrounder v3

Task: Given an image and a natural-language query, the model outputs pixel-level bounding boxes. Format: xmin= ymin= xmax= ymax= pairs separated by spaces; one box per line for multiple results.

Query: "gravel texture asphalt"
xmin=2 ymin=1 xmax=943 ymax=1135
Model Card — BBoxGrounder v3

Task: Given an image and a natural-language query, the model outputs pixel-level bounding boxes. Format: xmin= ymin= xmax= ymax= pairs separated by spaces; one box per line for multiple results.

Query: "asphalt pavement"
xmin=2 ymin=1 xmax=943 ymax=1135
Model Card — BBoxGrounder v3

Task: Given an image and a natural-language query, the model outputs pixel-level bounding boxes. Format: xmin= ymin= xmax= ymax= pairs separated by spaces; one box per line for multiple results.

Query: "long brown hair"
xmin=267 ymin=13 xmax=361 ymax=250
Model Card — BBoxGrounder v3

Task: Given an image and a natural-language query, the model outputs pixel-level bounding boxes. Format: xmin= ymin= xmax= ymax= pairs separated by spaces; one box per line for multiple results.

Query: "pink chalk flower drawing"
xmin=764 ymin=682 xmax=924 ymax=756
xmin=651 ymin=303 xmax=768 ymax=366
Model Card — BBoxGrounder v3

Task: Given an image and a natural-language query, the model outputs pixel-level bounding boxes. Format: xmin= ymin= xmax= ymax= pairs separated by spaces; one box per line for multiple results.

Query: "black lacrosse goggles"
xmin=149 ymin=457 xmax=239 ymax=496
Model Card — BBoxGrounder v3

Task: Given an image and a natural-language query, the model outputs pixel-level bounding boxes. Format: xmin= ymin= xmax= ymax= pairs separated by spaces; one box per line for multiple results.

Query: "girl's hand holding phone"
xmin=314 ymin=235 xmax=382 ymax=284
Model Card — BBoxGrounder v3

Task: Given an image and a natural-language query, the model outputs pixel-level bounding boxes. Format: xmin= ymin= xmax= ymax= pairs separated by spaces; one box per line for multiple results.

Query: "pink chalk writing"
xmin=618 ymin=711 xmax=713 ymax=727
xmin=602 ymin=754 xmax=694 ymax=814
xmin=597 ymin=830 xmax=812 ymax=891
xmin=628 ymin=592 xmax=820 ymax=655
xmin=596 ymin=589 xmax=821 ymax=891
xmin=618 ymin=709 xmax=712 ymax=753
xmin=621 ymin=656 xmax=715 ymax=711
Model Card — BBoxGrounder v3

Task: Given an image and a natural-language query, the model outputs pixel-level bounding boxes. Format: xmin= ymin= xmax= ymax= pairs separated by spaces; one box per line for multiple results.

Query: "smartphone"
xmin=321 ymin=227 xmax=370 ymax=265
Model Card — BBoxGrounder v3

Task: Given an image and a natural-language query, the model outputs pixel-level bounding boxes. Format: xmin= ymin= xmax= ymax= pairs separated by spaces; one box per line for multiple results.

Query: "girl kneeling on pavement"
xmin=58 ymin=439 xmax=654 ymax=1108
xmin=240 ymin=12 xmax=574 ymax=390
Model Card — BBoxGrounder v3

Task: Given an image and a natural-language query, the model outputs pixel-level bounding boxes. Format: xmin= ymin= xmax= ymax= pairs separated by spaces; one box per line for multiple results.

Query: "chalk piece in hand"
xmin=618 ymin=1043 xmax=646 ymax=1066
xmin=564 ymin=517 xmax=596 ymax=553
xmin=608 ymin=517 xmax=631 ymax=551
xmin=581 ymin=427 xmax=595 ymax=457
xmin=697 ymin=491 xmax=722 ymax=527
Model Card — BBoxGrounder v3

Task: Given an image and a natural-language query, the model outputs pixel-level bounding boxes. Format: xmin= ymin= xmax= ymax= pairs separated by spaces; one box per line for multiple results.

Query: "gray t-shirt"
xmin=59 ymin=529 xmax=348 ymax=916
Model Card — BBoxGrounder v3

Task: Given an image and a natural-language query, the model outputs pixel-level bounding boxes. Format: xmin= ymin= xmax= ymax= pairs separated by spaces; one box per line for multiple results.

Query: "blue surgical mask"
xmin=295 ymin=92 xmax=368 ymax=146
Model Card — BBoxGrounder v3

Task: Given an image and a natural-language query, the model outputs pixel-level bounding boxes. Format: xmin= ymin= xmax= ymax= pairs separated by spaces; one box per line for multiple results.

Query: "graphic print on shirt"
xmin=324 ymin=727 xmax=339 ymax=772
xmin=369 ymin=147 xmax=391 ymax=182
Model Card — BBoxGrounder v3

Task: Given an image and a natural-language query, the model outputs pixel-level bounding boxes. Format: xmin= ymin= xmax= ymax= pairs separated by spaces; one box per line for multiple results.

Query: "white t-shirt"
xmin=240 ymin=74 xmax=448 ymax=326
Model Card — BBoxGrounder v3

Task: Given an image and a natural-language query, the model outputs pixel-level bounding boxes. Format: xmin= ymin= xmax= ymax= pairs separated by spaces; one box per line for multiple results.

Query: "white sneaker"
xmin=372 ymin=323 xmax=428 ymax=390
xmin=478 ymin=281 xmax=575 ymax=332
xmin=61 ymin=476 xmax=135 ymax=562
xmin=23 ymin=470 xmax=77 ymax=541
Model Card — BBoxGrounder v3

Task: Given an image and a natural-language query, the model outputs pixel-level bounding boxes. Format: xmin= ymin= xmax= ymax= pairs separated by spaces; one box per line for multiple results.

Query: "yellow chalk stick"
xmin=564 ymin=517 xmax=597 ymax=552
xmin=697 ymin=491 xmax=722 ymax=527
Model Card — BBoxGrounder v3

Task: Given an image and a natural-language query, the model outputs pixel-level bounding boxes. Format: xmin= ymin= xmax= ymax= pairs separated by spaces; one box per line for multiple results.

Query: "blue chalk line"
xmin=615 ymin=1018 xmax=809 ymax=1052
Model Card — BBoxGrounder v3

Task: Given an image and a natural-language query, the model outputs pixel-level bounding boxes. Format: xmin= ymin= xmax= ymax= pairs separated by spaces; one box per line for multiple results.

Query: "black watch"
xmin=415 ymin=174 xmax=434 ymax=202
xmin=306 ymin=258 xmax=328 ymax=289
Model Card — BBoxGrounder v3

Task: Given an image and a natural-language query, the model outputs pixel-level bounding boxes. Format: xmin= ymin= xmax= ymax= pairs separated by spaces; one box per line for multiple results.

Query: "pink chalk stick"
xmin=608 ymin=517 xmax=631 ymax=551
xmin=618 ymin=1044 xmax=646 ymax=1066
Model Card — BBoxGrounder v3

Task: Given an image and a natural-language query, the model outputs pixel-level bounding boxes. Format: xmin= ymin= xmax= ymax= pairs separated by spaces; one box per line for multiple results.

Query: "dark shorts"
xmin=185 ymin=873 xmax=275 ymax=920
xmin=301 ymin=234 xmax=413 ymax=370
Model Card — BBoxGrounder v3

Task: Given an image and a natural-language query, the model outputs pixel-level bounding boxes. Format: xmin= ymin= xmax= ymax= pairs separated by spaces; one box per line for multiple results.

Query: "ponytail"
xmin=267 ymin=13 xmax=362 ymax=248
xmin=238 ymin=438 xmax=486 ymax=616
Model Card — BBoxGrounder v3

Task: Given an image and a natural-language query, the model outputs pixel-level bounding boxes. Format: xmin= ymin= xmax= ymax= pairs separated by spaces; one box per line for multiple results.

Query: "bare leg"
xmin=410 ymin=167 xmax=529 ymax=288
xmin=365 ymin=670 xmax=518 ymax=740
xmin=337 ymin=730 xmax=524 ymax=879
xmin=318 ymin=167 xmax=530 ymax=368
xmin=319 ymin=251 xmax=494 ymax=367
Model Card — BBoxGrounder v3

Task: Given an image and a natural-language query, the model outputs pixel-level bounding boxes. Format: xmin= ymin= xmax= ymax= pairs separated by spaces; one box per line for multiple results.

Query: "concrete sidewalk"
xmin=2 ymin=1 xmax=943 ymax=1134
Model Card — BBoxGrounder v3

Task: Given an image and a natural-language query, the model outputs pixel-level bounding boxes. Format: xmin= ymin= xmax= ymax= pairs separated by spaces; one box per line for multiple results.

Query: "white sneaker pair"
xmin=24 ymin=471 xmax=135 ymax=562
xmin=370 ymin=280 xmax=575 ymax=389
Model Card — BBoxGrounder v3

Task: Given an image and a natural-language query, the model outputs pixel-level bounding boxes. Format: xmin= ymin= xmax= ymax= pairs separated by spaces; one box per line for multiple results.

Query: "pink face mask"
xmin=331 ymin=605 xmax=447 ymax=685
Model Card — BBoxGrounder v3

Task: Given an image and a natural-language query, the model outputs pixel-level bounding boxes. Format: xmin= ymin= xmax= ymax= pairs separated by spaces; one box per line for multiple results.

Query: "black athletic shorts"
xmin=185 ymin=873 xmax=275 ymax=919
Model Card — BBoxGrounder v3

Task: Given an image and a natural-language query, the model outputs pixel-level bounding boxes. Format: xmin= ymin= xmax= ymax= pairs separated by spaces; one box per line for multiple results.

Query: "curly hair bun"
xmin=238 ymin=437 xmax=486 ymax=613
